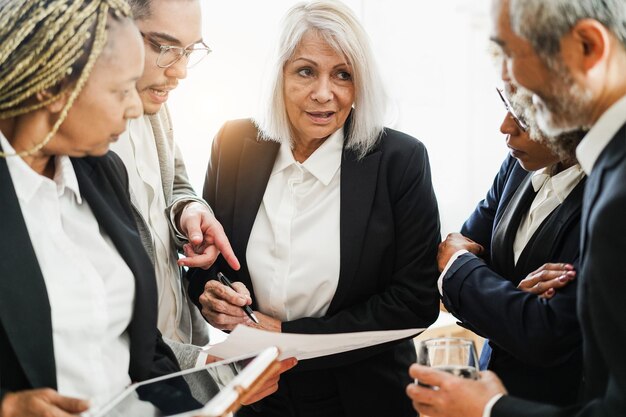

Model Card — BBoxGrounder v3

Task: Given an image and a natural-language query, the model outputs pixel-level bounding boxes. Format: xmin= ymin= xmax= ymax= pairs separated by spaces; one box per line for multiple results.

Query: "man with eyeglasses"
xmin=436 ymin=83 xmax=586 ymax=406
xmin=109 ymin=0 xmax=239 ymax=366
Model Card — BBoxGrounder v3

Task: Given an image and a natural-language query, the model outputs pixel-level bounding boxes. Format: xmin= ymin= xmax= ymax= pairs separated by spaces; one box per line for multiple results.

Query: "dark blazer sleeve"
xmin=441 ymin=253 xmax=580 ymax=367
xmin=574 ymin=155 xmax=626 ymax=415
xmin=281 ymin=133 xmax=440 ymax=335
xmin=492 ymin=396 xmax=575 ymax=417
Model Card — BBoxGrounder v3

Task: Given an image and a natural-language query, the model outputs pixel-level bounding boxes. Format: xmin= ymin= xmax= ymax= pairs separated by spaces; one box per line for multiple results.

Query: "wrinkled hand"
xmin=518 ymin=263 xmax=576 ymax=299
xmin=0 ymin=389 xmax=89 ymax=417
xmin=240 ymin=357 xmax=297 ymax=405
xmin=251 ymin=311 xmax=282 ymax=333
xmin=177 ymin=202 xmax=240 ymax=271
xmin=406 ymin=365 xmax=506 ymax=417
xmin=199 ymin=279 xmax=255 ymax=331
xmin=437 ymin=233 xmax=484 ymax=272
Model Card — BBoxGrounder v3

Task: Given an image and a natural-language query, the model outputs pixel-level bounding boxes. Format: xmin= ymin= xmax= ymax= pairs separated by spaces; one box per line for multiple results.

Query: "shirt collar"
xmin=576 ymin=94 xmax=626 ymax=175
xmin=0 ymin=131 xmax=82 ymax=204
xmin=55 ymin=154 xmax=82 ymax=204
xmin=272 ymin=127 xmax=344 ymax=186
xmin=531 ymin=163 xmax=585 ymax=203
xmin=530 ymin=168 xmax=550 ymax=192
xmin=127 ymin=115 xmax=155 ymax=145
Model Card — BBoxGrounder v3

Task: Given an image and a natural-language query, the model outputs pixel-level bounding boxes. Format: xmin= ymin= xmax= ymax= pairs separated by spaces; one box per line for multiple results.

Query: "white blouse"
xmin=246 ymin=129 xmax=344 ymax=322
xmin=513 ymin=164 xmax=585 ymax=263
xmin=1 ymin=133 xmax=135 ymax=409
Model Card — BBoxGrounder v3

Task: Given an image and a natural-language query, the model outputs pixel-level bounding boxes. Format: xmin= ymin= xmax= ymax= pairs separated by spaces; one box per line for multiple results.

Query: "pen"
xmin=217 ymin=272 xmax=260 ymax=324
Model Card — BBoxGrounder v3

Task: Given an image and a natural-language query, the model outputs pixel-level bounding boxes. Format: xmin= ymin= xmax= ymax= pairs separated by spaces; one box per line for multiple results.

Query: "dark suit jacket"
xmin=0 ymin=151 xmax=180 ymax=403
xmin=188 ymin=117 xmax=441 ymax=417
xmin=441 ymin=155 xmax=584 ymax=405
xmin=493 ymin=126 xmax=626 ymax=416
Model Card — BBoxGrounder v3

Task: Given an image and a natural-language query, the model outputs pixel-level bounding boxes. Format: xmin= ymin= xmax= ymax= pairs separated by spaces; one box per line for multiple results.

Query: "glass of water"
xmin=416 ymin=337 xmax=480 ymax=383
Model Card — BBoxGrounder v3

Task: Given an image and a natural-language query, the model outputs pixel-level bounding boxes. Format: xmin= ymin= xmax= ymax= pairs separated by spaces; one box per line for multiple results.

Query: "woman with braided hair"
xmin=0 ymin=1 xmax=184 ymax=416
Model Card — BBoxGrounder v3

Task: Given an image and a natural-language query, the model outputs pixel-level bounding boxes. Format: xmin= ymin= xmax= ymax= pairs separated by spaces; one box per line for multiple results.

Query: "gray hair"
xmin=255 ymin=0 xmax=387 ymax=158
xmin=509 ymin=0 xmax=626 ymax=64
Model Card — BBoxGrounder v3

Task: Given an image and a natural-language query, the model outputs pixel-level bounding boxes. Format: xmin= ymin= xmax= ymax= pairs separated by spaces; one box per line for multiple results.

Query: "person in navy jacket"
xmin=437 ymin=85 xmax=586 ymax=405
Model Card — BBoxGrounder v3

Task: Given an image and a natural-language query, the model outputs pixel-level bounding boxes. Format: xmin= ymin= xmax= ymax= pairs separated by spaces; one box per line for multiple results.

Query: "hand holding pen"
xmin=199 ymin=272 xmax=282 ymax=332
xmin=198 ymin=272 xmax=259 ymax=331
xmin=217 ymin=272 xmax=259 ymax=324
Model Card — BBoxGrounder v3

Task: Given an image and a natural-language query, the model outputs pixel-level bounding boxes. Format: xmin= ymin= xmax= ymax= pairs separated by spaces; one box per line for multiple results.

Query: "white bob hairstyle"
xmin=255 ymin=0 xmax=387 ymax=158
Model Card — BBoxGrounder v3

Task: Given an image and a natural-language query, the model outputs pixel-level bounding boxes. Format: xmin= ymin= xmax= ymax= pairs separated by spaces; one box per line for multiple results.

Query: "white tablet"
xmin=89 ymin=346 xmax=280 ymax=417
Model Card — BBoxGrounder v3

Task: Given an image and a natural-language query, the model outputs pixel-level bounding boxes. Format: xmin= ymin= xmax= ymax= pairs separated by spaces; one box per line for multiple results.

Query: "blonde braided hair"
xmin=0 ymin=0 xmax=132 ymax=158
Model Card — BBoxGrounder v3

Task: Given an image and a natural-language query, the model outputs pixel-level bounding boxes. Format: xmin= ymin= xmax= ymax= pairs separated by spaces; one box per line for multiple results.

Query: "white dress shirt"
xmin=1 ymin=133 xmax=134 ymax=409
xmin=577 ymin=94 xmax=626 ymax=175
xmin=111 ymin=117 xmax=190 ymax=343
xmin=246 ymin=129 xmax=343 ymax=322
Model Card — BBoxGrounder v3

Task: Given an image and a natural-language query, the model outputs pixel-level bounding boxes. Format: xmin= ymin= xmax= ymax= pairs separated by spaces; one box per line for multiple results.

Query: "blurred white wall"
xmin=168 ymin=0 xmax=509 ymax=237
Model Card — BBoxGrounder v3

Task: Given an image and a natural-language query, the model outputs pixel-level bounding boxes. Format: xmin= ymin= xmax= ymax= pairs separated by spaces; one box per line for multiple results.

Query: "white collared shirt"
xmin=1 ymin=133 xmax=134 ymax=409
xmin=512 ymin=163 xmax=585 ymax=263
xmin=577 ymin=94 xmax=626 ymax=175
xmin=246 ymin=129 xmax=343 ymax=322
xmin=111 ymin=117 xmax=191 ymax=343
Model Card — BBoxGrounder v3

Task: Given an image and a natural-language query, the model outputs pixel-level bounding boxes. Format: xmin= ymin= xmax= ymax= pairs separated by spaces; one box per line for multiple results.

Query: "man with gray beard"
xmin=407 ymin=0 xmax=626 ymax=416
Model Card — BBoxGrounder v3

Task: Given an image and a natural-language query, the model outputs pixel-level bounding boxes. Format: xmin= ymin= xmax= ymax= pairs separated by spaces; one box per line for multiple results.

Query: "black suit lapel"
xmin=0 ymin=156 xmax=56 ymax=389
xmin=491 ymin=173 xmax=537 ymax=280
xmin=72 ymin=156 xmax=158 ymax=382
xmin=72 ymin=157 xmax=146 ymax=275
xmin=514 ymin=179 xmax=585 ymax=281
xmin=581 ymin=163 xmax=608 ymax=256
xmin=328 ymin=146 xmax=381 ymax=313
xmin=581 ymin=127 xmax=626 ymax=256
xmin=231 ymin=138 xmax=279 ymax=297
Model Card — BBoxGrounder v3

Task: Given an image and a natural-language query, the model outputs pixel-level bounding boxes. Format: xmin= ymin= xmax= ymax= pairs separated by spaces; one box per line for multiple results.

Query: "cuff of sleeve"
xmin=482 ymin=393 xmax=505 ymax=417
xmin=0 ymin=389 xmax=7 ymax=408
xmin=168 ymin=198 xmax=213 ymax=242
xmin=437 ymin=249 xmax=469 ymax=295
xmin=195 ymin=350 xmax=211 ymax=368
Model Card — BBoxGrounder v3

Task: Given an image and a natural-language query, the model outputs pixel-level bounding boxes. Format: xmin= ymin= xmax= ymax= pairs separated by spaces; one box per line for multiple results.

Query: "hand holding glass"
xmin=416 ymin=337 xmax=480 ymax=385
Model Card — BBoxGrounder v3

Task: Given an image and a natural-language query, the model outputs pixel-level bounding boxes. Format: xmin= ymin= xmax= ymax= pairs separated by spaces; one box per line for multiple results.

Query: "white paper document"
xmin=204 ymin=326 xmax=424 ymax=360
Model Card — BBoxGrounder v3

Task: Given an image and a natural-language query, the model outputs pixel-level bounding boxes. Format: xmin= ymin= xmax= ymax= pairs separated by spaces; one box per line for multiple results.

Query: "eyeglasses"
xmin=496 ymin=87 xmax=528 ymax=132
xmin=140 ymin=32 xmax=212 ymax=69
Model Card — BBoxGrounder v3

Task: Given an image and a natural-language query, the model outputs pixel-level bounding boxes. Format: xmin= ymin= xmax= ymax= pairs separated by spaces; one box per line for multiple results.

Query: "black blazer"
xmin=0 ymin=151 xmax=179 ymax=402
xmin=441 ymin=155 xmax=584 ymax=405
xmin=493 ymin=126 xmax=626 ymax=416
xmin=188 ymin=117 xmax=440 ymax=417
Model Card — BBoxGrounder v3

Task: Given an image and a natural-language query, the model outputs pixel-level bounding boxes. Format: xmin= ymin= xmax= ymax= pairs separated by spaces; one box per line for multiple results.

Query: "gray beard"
xmin=532 ymin=60 xmax=593 ymax=138
xmin=508 ymin=80 xmax=588 ymax=161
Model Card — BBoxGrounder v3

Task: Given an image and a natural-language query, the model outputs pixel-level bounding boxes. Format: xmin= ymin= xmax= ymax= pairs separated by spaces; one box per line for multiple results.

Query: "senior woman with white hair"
xmin=187 ymin=1 xmax=440 ymax=416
